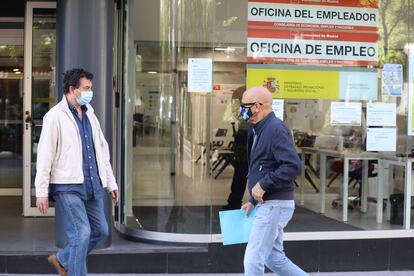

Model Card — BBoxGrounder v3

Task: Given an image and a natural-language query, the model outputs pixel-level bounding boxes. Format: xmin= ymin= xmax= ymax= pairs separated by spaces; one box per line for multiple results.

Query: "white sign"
xmin=339 ymin=71 xmax=378 ymax=100
xmin=382 ymin=64 xmax=403 ymax=97
xmin=247 ymin=1 xmax=378 ymax=66
xmin=145 ymin=91 xmax=160 ymax=116
xmin=367 ymin=128 xmax=397 ymax=152
xmin=247 ymin=37 xmax=378 ymax=66
xmin=188 ymin=58 xmax=212 ymax=93
xmin=367 ymin=103 xmax=396 ymax=127
xmin=330 ymin=102 xmax=361 ymax=126
xmin=272 ymin=99 xmax=284 ymax=121
xmin=248 ymin=2 xmax=378 ymax=30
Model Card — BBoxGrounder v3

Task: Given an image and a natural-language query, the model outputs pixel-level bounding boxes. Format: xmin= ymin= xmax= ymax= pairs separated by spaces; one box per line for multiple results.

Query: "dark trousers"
xmin=227 ymin=161 xmax=248 ymax=208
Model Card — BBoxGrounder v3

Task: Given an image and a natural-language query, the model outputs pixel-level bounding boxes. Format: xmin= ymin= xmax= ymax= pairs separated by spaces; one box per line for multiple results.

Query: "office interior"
xmin=118 ymin=0 xmax=414 ymax=239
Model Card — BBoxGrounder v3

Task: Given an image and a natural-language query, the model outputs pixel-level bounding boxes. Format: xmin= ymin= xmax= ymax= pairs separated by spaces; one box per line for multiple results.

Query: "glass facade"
xmin=122 ymin=0 xmax=217 ymax=237
xmin=121 ymin=0 xmax=413 ymax=242
xmin=121 ymin=0 xmax=414 ymax=241
xmin=0 ymin=43 xmax=23 ymax=190
xmin=0 ymin=2 xmax=56 ymax=216
xmin=29 ymin=7 xmax=56 ymax=207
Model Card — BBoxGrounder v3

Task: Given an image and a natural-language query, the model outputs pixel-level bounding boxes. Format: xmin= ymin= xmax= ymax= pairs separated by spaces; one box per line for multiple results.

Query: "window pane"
xmin=121 ymin=0 xmax=414 ymax=239
xmin=122 ymin=0 xmax=215 ymax=234
xmin=0 ymin=45 xmax=23 ymax=190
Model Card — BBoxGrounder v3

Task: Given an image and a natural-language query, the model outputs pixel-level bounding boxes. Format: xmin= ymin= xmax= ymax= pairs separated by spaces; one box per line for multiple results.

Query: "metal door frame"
xmin=23 ymin=1 xmax=56 ymax=216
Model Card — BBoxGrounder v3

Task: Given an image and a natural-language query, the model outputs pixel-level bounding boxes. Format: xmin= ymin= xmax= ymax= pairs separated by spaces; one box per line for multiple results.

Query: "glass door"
xmin=23 ymin=2 xmax=56 ymax=216
xmin=0 ymin=25 xmax=24 ymax=197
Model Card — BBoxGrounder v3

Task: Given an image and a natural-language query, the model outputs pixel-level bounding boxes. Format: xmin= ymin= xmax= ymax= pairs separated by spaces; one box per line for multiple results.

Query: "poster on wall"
xmin=366 ymin=128 xmax=397 ymax=151
xmin=338 ymin=70 xmax=378 ymax=100
xmin=247 ymin=64 xmax=377 ymax=101
xmin=382 ymin=64 xmax=403 ymax=97
xmin=145 ymin=91 xmax=160 ymax=117
xmin=330 ymin=102 xmax=361 ymax=126
xmin=247 ymin=0 xmax=379 ymax=66
xmin=188 ymin=58 xmax=212 ymax=93
xmin=367 ymin=103 xmax=396 ymax=127
xmin=272 ymin=99 xmax=284 ymax=120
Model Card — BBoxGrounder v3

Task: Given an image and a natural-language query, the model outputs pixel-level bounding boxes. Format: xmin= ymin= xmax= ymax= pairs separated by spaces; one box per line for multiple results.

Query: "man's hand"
xmin=252 ymin=182 xmax=265 ymax=203
xmin=36 ymin=197 xmax=49 ymax=214
xmin=241 ymin=201 xmax=255 ymax=217
xmin=110 ymin=190 xmax=119 ymax=204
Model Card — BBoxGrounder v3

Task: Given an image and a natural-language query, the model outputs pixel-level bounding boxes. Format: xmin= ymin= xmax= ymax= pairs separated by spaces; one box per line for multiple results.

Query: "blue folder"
xmin=219 ymin=208 xmax=256 ymax=246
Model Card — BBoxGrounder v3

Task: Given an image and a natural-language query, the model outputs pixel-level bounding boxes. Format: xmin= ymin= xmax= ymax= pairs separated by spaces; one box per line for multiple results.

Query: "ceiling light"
xmin=215 ymin=47 xmax=236 ymax=52
xmin=13 ymin=68 xmax=19 ymax=72
xmin=147 ymin=71 xmax=157 ymax=74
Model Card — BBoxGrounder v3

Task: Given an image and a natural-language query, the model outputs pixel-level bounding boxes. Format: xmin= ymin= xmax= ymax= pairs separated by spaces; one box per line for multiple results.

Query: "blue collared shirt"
xmin=49 ymin=102 xmax=104 ymax=201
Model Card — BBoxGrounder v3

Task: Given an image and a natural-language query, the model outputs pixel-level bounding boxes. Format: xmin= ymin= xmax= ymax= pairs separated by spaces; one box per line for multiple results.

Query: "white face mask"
xmin=75 ymin=90 xmax=93 ymax=105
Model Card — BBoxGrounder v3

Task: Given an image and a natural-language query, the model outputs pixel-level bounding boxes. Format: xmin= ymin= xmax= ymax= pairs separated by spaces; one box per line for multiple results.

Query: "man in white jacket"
xmin=35 ymin=68 xmax=119 ymax=276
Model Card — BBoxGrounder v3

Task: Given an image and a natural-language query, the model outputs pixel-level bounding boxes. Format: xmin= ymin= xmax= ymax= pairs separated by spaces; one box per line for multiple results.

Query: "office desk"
xmin=300 ymin=147 xmax=379 ymax=222
xmin=377 ymin=155 xmax=414 ymax=229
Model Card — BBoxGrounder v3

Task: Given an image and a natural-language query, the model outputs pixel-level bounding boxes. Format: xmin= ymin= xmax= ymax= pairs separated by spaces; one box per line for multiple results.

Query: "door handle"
xmin=25 ymin=114 xmax=32 ymax=123
xmin=25 ymin=111 xmax=32 ymax=129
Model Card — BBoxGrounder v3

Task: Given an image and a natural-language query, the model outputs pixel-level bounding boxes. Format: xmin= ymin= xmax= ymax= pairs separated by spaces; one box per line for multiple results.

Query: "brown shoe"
xmin=48 ymin=254 xmax=68 ymax=276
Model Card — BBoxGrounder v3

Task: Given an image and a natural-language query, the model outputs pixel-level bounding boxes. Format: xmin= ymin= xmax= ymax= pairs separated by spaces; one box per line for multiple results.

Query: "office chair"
xmin=211 ymin=122 xmax=236 ymax=179
xmin=195 ymin=128 xmax=228 ymax=165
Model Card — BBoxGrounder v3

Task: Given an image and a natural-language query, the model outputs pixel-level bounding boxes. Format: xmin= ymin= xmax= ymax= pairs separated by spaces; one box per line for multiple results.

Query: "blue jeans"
xmin=54 ymin=193 xmax=109 ymax=276
xmin=244 ymin=200 xmax=307 ymax=276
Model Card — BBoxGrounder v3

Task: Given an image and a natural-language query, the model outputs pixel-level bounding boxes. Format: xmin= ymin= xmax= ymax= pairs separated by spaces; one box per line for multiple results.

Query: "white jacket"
xmin=34 ymin=96 xmax=118 ymax=198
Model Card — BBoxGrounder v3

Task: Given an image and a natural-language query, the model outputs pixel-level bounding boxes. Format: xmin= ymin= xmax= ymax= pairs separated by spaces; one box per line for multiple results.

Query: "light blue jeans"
xmin=244 ymin=200 xmax=307 ymax=276
xmin=54 ymin=193 xmax=109 ymax=276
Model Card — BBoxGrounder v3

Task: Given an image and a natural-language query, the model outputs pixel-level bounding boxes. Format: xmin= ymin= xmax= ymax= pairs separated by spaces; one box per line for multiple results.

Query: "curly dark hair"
xmin=63 ymin=68 xmax=94 ymax=94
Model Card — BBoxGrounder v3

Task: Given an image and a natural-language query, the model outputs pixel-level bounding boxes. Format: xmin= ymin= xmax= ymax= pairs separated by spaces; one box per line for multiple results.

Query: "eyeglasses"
xmin=240 ymin=102 xmax=263 ymax=108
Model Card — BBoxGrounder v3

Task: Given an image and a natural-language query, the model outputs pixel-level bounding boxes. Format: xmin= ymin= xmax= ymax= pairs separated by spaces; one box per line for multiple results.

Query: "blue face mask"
xmin=240 ymin=105 xmax=253 ymax=121
xmin=76 ymin=90 xmax=93 ymax=106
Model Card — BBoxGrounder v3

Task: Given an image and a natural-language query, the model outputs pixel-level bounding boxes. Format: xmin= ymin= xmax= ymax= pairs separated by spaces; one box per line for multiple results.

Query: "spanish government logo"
xmin=263 ymin=76 xmax=279 ymax=94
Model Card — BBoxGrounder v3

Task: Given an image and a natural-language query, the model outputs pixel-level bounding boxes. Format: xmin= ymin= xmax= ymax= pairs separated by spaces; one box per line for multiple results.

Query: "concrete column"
xmin=55 ymin=0 xmax=115 ymax=249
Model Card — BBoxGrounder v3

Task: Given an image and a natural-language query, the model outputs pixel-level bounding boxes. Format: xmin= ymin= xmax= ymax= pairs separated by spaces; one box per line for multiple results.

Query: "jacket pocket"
xmin=259 ymin=160 xmax=279 ymax=173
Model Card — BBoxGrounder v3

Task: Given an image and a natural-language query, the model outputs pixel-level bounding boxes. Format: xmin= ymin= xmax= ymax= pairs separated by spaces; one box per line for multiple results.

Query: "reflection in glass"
xmin=120 ymin=0 xmax=414 ymax=239
xmin=122 ymin=0 xmax=217 ymax=234
xmin=0 ymin=45 xmax=24 ymax=189
xmin=30 ymin=8 xmax=56 ymax=207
